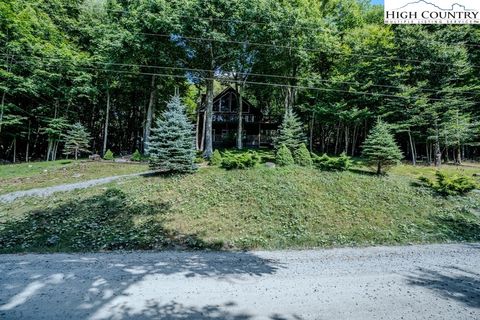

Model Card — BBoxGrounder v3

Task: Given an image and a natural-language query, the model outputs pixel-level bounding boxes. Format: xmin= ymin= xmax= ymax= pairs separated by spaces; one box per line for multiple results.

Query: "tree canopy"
xmin=0 ymin=0 xmax=479 ymax=164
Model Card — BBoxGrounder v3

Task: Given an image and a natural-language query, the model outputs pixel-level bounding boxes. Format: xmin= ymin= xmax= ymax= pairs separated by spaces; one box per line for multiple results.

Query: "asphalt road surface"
xmin=0 ymin=244 xmax=479 ymax=320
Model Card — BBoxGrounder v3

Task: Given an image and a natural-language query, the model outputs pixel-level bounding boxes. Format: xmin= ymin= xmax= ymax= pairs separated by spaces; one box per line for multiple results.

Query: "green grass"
xmin=0 ymin=160 xmax=149 ymax=194
xmin=1 ymin=165 xmax=479 ymax=253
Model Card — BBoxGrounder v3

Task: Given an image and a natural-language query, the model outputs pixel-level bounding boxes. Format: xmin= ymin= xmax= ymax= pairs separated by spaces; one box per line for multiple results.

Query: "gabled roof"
xmin=200 ymin=86 xmax=255 ymax=112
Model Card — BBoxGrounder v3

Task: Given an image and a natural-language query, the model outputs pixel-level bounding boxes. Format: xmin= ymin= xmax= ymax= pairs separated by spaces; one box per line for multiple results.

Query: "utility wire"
xmin=6 ymin=57 xmax=474 ymax=104
xmin=98 ymin=7 xmax=480 ymax=48
xmin=129 ymin=32 xmax=480 ymax=70
xmin=3 ymin=53 xmax=479 ymax=96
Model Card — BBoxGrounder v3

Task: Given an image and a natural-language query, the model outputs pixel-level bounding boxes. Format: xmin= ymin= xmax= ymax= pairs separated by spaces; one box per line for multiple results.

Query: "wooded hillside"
xmin=1 ymin=0 xmax=479 ymax=163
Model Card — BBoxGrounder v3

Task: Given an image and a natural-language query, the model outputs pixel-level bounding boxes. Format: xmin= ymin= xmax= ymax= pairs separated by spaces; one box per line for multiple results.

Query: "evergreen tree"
xmin=103 ymin=149 xmax=114 ymax=160
xmin=148 ymin=96 xmax=197 ymax=173
xmin=274 ymin=110 xmax=306 ymax=151
xmin=294 ymin=143 xmax=313 ymax=167
xmin=276 ymin=144 xmax=295 ymax=166
xmin=362 ymin=120 xmax=403 ymax=175
xmin=209 ymin=150 xmax=223 ymax=166
xmin=63 ymin=122 xmax=91 ymax=160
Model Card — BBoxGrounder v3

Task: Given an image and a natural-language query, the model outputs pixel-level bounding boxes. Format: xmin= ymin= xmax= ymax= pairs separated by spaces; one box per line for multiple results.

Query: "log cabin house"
xmin=196 ymin=87 xmax=278 ymax=149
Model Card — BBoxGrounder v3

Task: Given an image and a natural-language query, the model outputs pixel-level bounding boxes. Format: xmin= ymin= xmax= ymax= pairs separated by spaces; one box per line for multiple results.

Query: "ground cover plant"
xmin=419 ymin=171 xmax=479 ymax=196
xmin=1 ymin=165 xmax=479 ymax=253
xmin=220 ymin=151 xmax=261 ymax=169
xmin=313 ymin=153 xmax=353 ymax=171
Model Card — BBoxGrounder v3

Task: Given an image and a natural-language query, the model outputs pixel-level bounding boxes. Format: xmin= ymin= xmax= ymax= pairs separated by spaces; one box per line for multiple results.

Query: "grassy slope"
xmin=1 ymin=166 xmax=479 ymax=253
xmin=0 ymin=160 xmax=149 ymax=194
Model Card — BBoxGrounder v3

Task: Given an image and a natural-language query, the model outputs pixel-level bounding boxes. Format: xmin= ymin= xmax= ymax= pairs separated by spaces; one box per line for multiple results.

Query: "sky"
xmin=371 ymin=0 xmax=384 ymax=5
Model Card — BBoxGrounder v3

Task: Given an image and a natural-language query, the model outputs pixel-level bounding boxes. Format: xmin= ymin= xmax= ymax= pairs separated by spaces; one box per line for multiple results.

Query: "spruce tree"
xmin=274 ymin=110 xmax=305 ymax=151
xmin=362 ymin=120 xmax=403 ymax=175
xmin=147 ymin=96 xmax=197 ymax=173
xmin=63 ymin=122 xmax=91 ymax=160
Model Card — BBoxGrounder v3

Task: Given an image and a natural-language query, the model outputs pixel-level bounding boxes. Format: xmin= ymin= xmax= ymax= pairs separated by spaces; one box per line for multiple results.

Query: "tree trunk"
xmin=351 ymin=124 xmax=358 ymax=157
xmin=457 ymin=145 xmax=462 ymax=165
xmin=344 ymin=125 xmax=349 ymax=154
xmin=203 ymin=74 xmax=214 ymax=158
xmin=75 ymin=148 xmax=78 ymax=161
xmin=236 ymin=83 xmax=243 ymax=150
xmin=334 ymin=122 xmax=340 ymax=155
xmin=46 ymin=140 xmax=53 ymax=161
xmin=309 ymin=112 xmax=315 ymax=152
xmin=103 ymin=86 xmax=111 ymax=156
xmin=0 ymin=91 xmax=6 ymax=134
xmin=0 ymin=54 xmax=11 ymax=134
xmin=144 ymin=75 xmax=158 ymax=154
xmin=377 ymin=161 xmax=381 ymax=175
xmin=25 ymin=120 xmax=31 ymax=162
xmin=13 ymin=137 xmax=16 ymax=163
xmin=433 ymin=120 xmax=441 ymax=168
xmin=195 ymin=108 xmax=201 ymax=151
xmin=408 ymin=129 xmax=416 ymax=166
xmin=53 ymin=141 xmax=59 ymax=161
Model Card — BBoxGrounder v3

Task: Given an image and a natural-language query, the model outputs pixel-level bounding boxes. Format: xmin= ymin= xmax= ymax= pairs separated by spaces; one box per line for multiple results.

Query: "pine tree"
xmin=147 ymin=95 xmax=197 ymax=173
xmin=362 ymin=120 xmax=403 ymax=175
xmin=274 ymin=110 xmax=305 ymax=151
xmin=63 ymin=122 xmax=91 ymax=160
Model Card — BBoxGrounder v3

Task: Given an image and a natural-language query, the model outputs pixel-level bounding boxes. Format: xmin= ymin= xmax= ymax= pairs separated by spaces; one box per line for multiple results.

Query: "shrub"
xmin=294 ymin=143 xmax=312 ymax=167
xmin=103 ymin=149 xmax=114 ymax=160
xmin=221 ymin=151 xmax=260 ymax=170
xmin=276 ymin=144 xmax=294 ymax=166
xmin=313 ymin=152 xmax=352 ymax=171
xmin=131 ymin=149 xmax=142 ymax=162
xmin=210 ymin=150 xmax=223 ymax=166
xmin=419 ymin=171 xmax=478 ymax=196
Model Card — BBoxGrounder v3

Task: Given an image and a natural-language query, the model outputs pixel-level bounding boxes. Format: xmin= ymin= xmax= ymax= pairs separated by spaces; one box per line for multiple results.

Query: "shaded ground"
xmin=1 ymin=167 xmax=480 ymax=252
xmin=0 ymin=244 xmax=479 ymax=319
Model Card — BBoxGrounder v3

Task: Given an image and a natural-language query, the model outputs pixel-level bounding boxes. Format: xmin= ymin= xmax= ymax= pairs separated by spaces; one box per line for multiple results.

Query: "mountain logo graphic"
xmin=384 ymin=0 xmax=480 ymax=24
xmin=395 ymin=1 xmax=474 ymax=11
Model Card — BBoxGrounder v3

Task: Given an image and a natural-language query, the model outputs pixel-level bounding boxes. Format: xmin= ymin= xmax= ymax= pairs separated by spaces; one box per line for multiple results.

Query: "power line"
xmin=2 ymin=16 xmax=478 ymax=69
xmin=3 ymin=53 xmax=479 ymax=96
xmin=97 ymin=7 xmax=480 ymax=49
xmin=6 ymin=56 xmax=473 ymax=104
xmin=126 ymin=32 xmax=480 ymax=70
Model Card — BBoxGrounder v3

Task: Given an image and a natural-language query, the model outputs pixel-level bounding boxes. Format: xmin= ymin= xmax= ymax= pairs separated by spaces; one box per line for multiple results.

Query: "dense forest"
xmin=1 ymin=0 xmax=479 ymax=164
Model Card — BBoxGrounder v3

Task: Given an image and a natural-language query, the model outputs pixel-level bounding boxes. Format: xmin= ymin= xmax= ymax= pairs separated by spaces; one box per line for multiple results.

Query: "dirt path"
xmin=0 ymin=243 xmax=479 ymax=320
xmin=0 ymin=172 xmax=153 ymax=203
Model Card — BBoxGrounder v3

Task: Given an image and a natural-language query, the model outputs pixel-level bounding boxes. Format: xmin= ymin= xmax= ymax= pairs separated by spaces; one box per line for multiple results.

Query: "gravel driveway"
xmin=0 ymin=244 xmax=479 ymax=320
xmin=0 ymin=172 xmax=152 ymax=203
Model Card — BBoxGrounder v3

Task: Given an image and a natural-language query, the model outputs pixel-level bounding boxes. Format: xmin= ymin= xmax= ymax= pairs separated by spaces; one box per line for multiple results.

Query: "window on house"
xmin=220 ymin=97 xmax=230 ymax=112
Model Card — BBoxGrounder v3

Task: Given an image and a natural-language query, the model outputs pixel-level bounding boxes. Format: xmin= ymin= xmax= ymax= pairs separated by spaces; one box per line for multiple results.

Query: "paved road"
xmin=0 ymin=244 xmax=479 ymax=320
xmin=0 ymin=172 xmax=153 ymax=203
